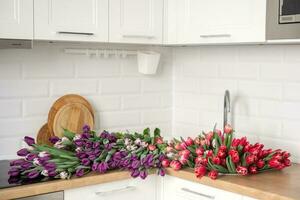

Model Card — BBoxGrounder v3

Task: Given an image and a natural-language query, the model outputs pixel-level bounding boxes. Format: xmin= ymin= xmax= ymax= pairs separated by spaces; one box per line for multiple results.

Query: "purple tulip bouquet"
xmin=8 ymin=126 xmax=168 ymax=183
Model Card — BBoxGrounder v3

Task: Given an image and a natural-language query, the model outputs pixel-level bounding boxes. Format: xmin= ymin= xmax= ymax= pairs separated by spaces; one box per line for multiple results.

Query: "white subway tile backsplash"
xmin=142 ymin=78 xmax=172 ymax=93
xmin=23 ymin=64 xmax=74 ymax=79
xmin=50 ymin=80 xmax=98 ymax=96
xmin=283 ymin=83 xmax=300 ymax=101
xmin=100 ymin=78 xmax=140 ymax=94
xmin=174 ymin=109 xmax=198 ymax=125
xmin=0 ymin=80 xmax=49 ymax=98
xmin=76 ymin=58 xmax=120 ymax=78
xmin=122 ymin=94 xmax=162 ymax=110
xmin=23 ymin=98 xmax=55 ymax=117
xmin=0 ymin=63 xmax=22 ymax=79
xmin=87 ymin=96 xmax=121 ymax=112
xmin=237 ymin=81 xmax=282 ymax=100
xmin=99 ymin=111 xmax=141 ymax=128
xmin=0 ymin=99 xmax=22 ymax=118
xmin=198 ymin=79 xmax=237 ymax=95
xmin=260 ymin=63 xmax=300 ymax=82
xmin=141 ymin=109 xmax=172 ymax=124
xmin=219 ymin=63 xmax=259 ymax=80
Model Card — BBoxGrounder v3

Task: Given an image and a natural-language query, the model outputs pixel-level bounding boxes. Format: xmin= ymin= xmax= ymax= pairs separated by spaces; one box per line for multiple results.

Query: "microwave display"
xmin=280 ymin=0 xmax=300 ymax=23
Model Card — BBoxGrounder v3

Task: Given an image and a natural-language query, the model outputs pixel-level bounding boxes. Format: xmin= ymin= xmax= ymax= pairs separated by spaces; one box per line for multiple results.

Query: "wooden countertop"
xmin=166 ymin=164 xmax=300 ymax=200
xmin=0 ymin=164 xmax=299 ymax=200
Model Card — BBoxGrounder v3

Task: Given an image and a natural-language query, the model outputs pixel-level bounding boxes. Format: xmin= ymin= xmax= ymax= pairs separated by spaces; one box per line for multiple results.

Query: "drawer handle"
xmin=122 ymin=34 xmax=155 ymax=39
xmin=181 ymin=188 xmax=215 ymax=199
xmin=57 ymin=31 xmax=94 ymax=36
xmin=200 ymin=34 xmax=231 ymax=38
xmin=95 ymin=186 xmax=136 ymax=196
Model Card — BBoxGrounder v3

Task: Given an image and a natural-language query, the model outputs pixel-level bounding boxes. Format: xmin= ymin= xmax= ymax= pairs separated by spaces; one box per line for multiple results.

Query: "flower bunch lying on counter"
xmin=8 ymin=125 xmax=167 ymax=182
xmin=8 ymin=124 xmax=291 ymax=183
xmin=161 ymin=124 xmax=292 ymax=180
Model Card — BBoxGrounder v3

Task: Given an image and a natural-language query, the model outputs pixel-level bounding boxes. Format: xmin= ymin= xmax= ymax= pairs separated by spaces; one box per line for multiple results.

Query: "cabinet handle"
xmin=95 ymin=186 xmax=136 ymax=196
xmin=57 ymin=31 xmax=94 ymax=36
xmin=200 ymin=34 xmax=231 ymax=38
xmin=122 ymin=34 xmax=155 ymax=39
xmin=181 ymin=188 xmax=215 ymax=199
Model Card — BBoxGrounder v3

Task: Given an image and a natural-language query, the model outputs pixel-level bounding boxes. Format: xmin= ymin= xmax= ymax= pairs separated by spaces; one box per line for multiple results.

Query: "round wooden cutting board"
xmin=48 ymin=94 xmax=95 ymax=137
xmin=52 ymin=102 xmax=94 ymax=138
xmin=37 ymin=123 xmax=54 ymax=146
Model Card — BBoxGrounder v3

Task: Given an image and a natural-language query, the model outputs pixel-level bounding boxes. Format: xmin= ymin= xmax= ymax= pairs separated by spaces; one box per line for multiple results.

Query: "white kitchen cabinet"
xmin=109 ymin=0 xmax=163 ymax=44
xmin=168 ymin=0 xmax=266 ymax=44
xmin=64 ymin=175 xmax=158 ymax=200
xmin=34 ymin=0 xmax=108 ymax=42
xmin=0 ymin=0 xmax=33 ymax=40
xmin=162 ymin=175 xmax=243 ymax=200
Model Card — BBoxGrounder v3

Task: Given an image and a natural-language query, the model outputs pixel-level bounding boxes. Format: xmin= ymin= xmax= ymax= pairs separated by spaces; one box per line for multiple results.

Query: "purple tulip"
xmin=88 ymin=154 xmax=97 ymax=161
xmin=25 ymin=153 xmax=37 ymax=161
xmin=8 ymin=177 xmax=20 ymax=184
xmin=159 ymin=154 xmax=166 ymax=161
xmin=82 ymin=124 xmax=90 ymax=133
xmin=97 ymin=162 xmax=108 ymax=173
xmin=140 ymin=170 xmax=148 ymax=179
xmin=81 ymin=133 xmax=91 ymax=139
xmin=21 ymin=162 xmax=32 ymax=170
xmin=75 ymin=168 xmax=85 ymax=177
xmin=113 ymin=152 xmax=122 ymax=161
xmin=17 ymin=148 xmax=29 ymax=156
xmin=39 ymin=156 xmax=51 ymax=162
xmin=44 ymin=162 xmax=56 ymax=171
xmin=159 ymin=168 xmax=166 ymax=176
xmin=27 ymin=170 xmax=40 ymax=179
xmin=93 ymin=142 xmax=100 ymax=149
xmin=92 ymin=163 xmax=99 ymax=171
xmin=24 ymin=136 xmax=35 ymax=146
xmin=81 ymin=158 xmax=90 ymax=166
xmin=100 ymin=131 xmax=109 ymax=139
xmin=74 ymin=140 xmax=84 ymax=147
xmin=131 ymin=160 xmax=140 ymax=169
xmin=49 ymin=136 xmax=60 ymax=144
xmin=8 ymin=168 xmax=20 ymax=177
xmin=131 ymin=169 xmax=140 ymax=178
xmin=48 ymin=170 xmax=57 ymax=177
xmin=10 ymin=159 xmax=25 ymax=166
xmin=76 ymin=152 xmax=87 ymax=159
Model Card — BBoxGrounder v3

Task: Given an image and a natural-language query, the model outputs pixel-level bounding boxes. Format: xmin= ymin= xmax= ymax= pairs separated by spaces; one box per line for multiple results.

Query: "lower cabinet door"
xmin=163 ymin=176 xmax=243 ymax=200
xmin=64 ymin=175 xmax=157 ymax=200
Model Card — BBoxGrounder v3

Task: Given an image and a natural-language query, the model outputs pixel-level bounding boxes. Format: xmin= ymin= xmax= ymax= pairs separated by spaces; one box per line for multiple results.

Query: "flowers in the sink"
xmin=166 ymin=124 xmax=292 ymax=180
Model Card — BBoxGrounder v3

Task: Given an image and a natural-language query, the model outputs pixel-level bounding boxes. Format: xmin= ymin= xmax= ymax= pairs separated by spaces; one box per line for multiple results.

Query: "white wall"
xmin=0 ymin=42 xmax=173 ymax=159
xmin=1 ymin=43 xmax=300 ymax=163
xmin=173 ymin=45 xmax=300 ymax=162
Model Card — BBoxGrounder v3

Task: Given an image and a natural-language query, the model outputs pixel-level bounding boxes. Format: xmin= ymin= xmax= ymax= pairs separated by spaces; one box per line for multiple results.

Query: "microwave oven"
xmin=267 ymin=0 xmax=300 ymax=40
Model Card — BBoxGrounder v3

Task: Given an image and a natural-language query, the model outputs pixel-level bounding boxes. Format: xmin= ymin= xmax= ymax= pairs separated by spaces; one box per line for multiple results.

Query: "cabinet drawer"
xmin=163 ymin=176 xmax=242 ymax=200
xmin=64 ymin=175 xmax=157 ymax=200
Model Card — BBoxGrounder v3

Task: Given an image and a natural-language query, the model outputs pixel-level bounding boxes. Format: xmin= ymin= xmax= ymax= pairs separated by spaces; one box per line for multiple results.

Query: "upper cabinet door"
xmin=109 ymin=0 xmax=163 ymax=44
xmin=0 ymin=0 xmax=33 ymax=39
xmin=34 ymin=0 xmax=108 ymax=42
xmin=175 ymin=0 xmax=266 ymax=44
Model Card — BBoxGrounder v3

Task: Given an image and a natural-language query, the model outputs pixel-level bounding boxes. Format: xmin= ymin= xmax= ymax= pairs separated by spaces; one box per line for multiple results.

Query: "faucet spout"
xmin=223 ymin=90 xmax=231 ymax=129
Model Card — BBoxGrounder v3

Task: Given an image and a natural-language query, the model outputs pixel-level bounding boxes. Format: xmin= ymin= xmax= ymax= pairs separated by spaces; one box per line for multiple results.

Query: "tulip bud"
xmin=194 ymin=165 xmax=207 ymax=179
xmin=224 ymin=124 xmax=233 ymax=134
xmin=162 ymin=159 xmax=170 ymax=168
xmin=208 ymin=170 xmax=218 ymax=180
xmin=170 ymin=160 xmax=182 ymax=171
xmin=185 ymin=137 xmax=194 ymax=146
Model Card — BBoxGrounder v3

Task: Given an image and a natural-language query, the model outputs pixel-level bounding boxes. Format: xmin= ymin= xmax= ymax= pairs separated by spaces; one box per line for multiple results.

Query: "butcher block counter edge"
xmin=0 ymin=164 xmax=299 ymax=200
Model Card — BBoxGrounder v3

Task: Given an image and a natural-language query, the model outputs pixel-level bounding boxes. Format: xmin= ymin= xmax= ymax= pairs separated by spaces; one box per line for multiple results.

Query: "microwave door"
xmin=266 ymin=0 xmax=300 ymax=40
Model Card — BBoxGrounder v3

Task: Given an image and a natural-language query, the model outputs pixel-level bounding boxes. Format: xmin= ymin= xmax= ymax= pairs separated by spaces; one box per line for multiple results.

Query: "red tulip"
xmin=249 ymin=166 xmax=258 ymax=174
xmin=148 ymin=144 xmax=156 ymax=151
xmin=273 ymin=153 xmax=283 ymax=161
xmin=231 ymin=138 xmax=240 ymax=148
xmin=180 ymin=142 xmax=187 ymax=150
xmin=215 ymin=129 xmax=222 ymax=136
xmin=224 ymin=124 xmax=233 ymax=134
xmin=231 ymin=154 xmax=240 ymax=163
xmin=217 ymin=150 xmax=227 ymax=159
xmin=246 ymin=154 xmax=257 ymax=165
xmin=219 ymin=145 xmax=227 ymax=152
xmin=206 ymin=131 xmax=214 ymax=141
xmin=155 ymin=137 xmax=164 ymax=144
xmin=195 ymin=148 xmax=205 ymax=156
xmin=269 ymin=158 xmax=281 ymax=168
xmin=174 ymin=143 xmax=182 ymax=151
xmin=256 ymin=159 xmax=265 ymax=169
xmin=208 ymin=170 xmax=218 ymax=180
xmin=236 ymin=166 xmax=248 ymax=176
xmin=282 ymin=151 xmax=291 ymax=159
xmin=195 ymin=157 xmax=208 ymax=166
xmin=185 ymin=137 xmax=194 ymax=146
xmin=205 ymin=150 xmax=213 ymax=158
xmin=212 ymin=156 xmax=221 ymax=165
xmin=161 ymin=159 xmax=170 ymax=168
xmin=194 ymin=165 xmax=207 ymax=179
xmin=283 ymin=158 xmax=291 ymax=167
xmin=179 ymin=154 xmax=189 ymax=165
xmin=180 ymin=149 xmax=190 ymax=157
xmin=170 ymin=160 xmax=182 ymax=171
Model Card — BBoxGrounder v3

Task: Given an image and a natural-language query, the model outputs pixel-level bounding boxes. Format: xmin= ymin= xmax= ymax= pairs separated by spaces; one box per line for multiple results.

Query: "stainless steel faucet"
xmin=223 ymin=90 xmax=231 ymax=129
